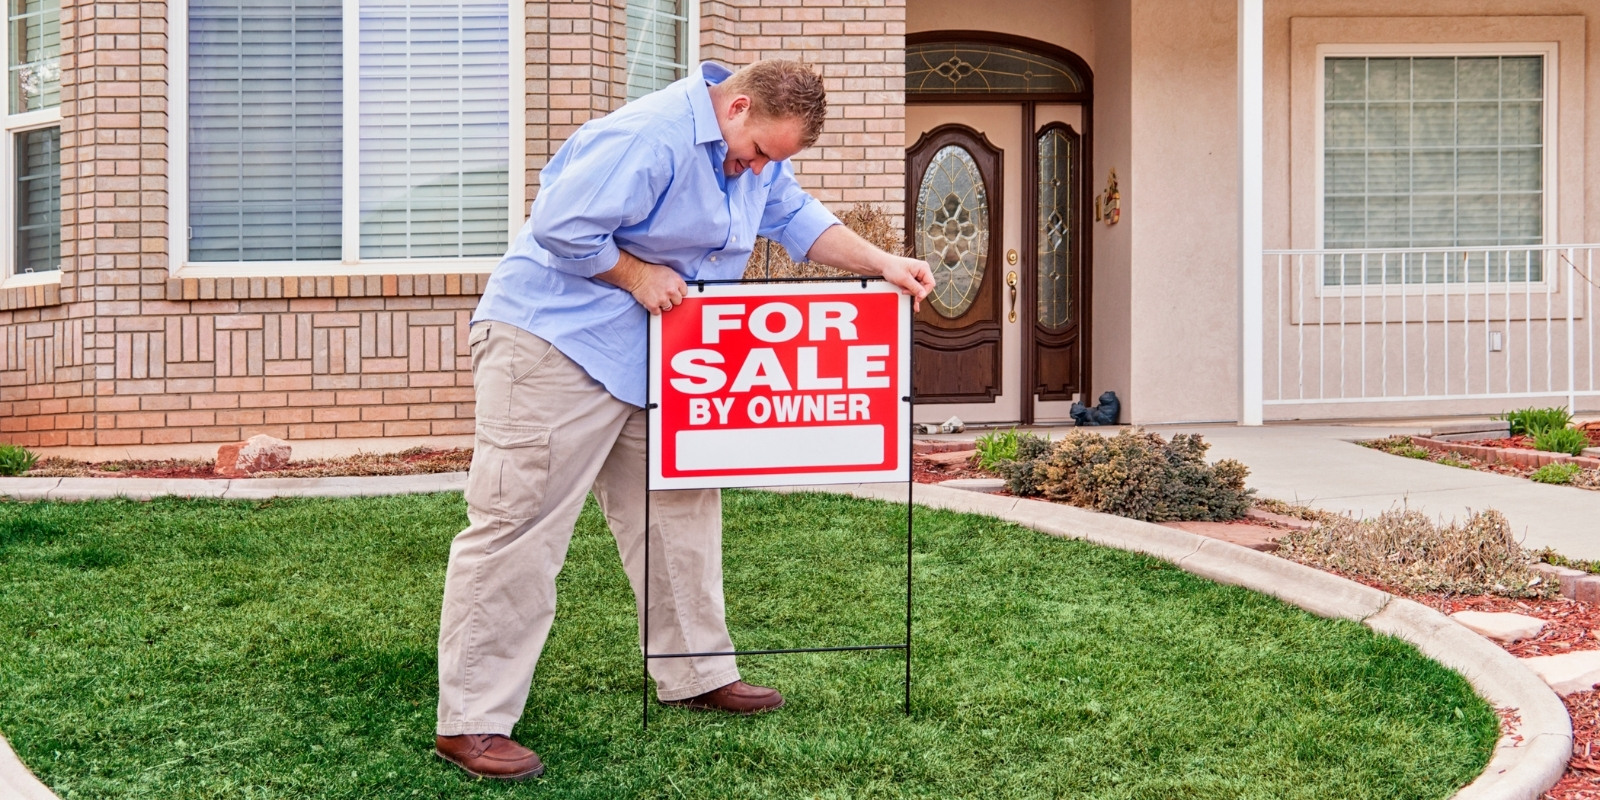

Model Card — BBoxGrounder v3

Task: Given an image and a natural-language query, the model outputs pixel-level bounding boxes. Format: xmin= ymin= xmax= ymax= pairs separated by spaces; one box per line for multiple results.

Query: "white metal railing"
xmin=1263 ymin=244 xmax=1599 ymax=409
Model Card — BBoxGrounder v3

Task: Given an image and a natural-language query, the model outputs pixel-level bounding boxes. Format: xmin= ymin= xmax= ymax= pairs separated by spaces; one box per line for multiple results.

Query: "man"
xmin=434 ymin=59 xmax=934 ymax=780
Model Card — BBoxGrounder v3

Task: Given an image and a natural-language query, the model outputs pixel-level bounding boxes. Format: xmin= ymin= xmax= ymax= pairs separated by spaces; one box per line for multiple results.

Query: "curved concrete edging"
xmin=0 ymin=473 xmax=1573 ymax=799
xmin=773 ymin=482 xmax=1572 ymax=800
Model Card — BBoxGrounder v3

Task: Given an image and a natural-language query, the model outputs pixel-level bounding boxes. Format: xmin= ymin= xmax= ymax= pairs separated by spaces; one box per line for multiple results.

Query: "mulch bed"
xmin=911 ymin=452 xmax=995 ymax=485
xmin=21 ymin=448 xmax=474 ymax=480
xmin=1457 ymin=430 xmax=1600 ymax=451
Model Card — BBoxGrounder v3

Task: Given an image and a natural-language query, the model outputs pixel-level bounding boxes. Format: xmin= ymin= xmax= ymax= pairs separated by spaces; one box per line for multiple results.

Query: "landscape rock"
xmin=1244 ymin=508 xmax=1316 ymax=531
xmin=216 ymin=435 xmax=292 ymax=477
xmin=1520 ymin=650 xmax=1600 ymax=696
xmin=1450 ymin=610 xmax=1546 ymax=643
xmin=937 ymin=478 xmax=1006 ymax=494
xmin=923 ymin=449 xmax=977 ymax=466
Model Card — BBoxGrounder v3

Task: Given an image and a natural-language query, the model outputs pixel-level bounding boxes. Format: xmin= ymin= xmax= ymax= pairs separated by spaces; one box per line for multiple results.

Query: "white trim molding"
xmin=1240 ymin=0 xmax=1265 ymax=426
xmin=166 ymin=0 xmax=525 ymax=278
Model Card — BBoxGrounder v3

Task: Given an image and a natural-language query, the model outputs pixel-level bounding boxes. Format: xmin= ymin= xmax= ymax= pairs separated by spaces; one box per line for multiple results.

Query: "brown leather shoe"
xmin=660 ymin=680 xmax=785 ymax=715
xmin=434 ymin=734 xmax=544 ymax=780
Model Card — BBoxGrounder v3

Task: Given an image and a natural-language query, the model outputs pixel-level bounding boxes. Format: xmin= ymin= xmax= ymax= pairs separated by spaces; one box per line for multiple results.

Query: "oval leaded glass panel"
xmin=1037 ymin=127 xmax=1075 ymax=330
xmin=917 ymin=145 xmax=989 ymax=318
xmin=907 ymin=42 xmax=1084 ymax=95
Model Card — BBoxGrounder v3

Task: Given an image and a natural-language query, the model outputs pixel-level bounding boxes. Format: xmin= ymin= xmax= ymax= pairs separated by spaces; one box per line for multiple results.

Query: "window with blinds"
xmin=626 ymin=0 xmax=691 ymax=101
xmin=186 ymin=0 xmax=510 ymax=264
xmin=1322 ymin=55 xmax=1546 ymax=285
xmin=6 ymin=0 xmax=61 ymax=275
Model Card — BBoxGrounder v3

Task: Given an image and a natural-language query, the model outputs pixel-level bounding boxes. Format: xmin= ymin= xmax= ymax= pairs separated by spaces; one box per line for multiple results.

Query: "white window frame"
xmin=1313 ymin=42 xmax=1560 ymax=294
xmin=625 ymin=0 xmax=699 ymax=101
xmin=0 ymin=1 xmax=62 ymax=289
xmin=167 ymin=0 xmax=526 ymax=278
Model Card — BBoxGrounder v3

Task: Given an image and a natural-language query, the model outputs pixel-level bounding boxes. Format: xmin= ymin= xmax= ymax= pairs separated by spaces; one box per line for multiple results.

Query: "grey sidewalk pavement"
xmin=1146 ymin=422 xmax=1600 ymax=561
xmin=964 ymin=422 xmax=1600 ymax=561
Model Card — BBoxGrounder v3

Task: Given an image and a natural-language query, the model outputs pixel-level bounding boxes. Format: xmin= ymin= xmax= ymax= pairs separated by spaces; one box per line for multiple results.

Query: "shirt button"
xmin=710 ymin=255 xmax=718 ymax=262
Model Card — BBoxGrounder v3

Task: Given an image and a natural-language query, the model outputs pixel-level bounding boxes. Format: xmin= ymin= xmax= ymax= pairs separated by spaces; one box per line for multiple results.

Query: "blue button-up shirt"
xmin=473 ymin=62 xmax=841 ymax=407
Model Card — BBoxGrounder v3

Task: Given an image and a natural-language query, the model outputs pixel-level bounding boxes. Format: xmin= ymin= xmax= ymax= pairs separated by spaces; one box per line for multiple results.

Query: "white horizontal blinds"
xmin=14 ymin=126 xmax=58 ymax=272
xmin=625 ymin=0 xmax=686 ymax=101
xmin=8 ymin=0 xmax=59 ymax=113
xmin=188 ymin=0 xmax=343 ymax=262
xmin=8 ymin=0 xmax=59 ymax=274
xmin=358 ymin=0 xmax=509 ymax=259
xmin=1324 ymin=56 xmax=1544 ymax=285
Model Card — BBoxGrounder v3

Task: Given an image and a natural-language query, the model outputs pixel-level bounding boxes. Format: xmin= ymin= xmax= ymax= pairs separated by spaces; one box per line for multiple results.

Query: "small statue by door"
xmin=1070 ymin=391 xmax=1121 ymax=426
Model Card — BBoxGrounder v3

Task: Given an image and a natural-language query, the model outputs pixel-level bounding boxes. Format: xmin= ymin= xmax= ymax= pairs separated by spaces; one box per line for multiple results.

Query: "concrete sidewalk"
xmin=1023 ymin=422 xmax=1600 ymax=560
xmin=1 ymin=420 xmax=1594 ymax=557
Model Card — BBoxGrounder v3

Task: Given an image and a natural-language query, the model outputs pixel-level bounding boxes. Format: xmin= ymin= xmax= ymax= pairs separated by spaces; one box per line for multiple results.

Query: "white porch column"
xmin=1238 ymin=0 xmax=1265 ymax=425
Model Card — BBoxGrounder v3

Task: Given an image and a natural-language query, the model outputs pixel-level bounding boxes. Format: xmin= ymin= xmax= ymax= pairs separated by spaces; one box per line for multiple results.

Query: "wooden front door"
xmin=906 ymin=122 xmax=1007 ymax=411
xmin=908 ymin=103 xmax=1087 ymax=425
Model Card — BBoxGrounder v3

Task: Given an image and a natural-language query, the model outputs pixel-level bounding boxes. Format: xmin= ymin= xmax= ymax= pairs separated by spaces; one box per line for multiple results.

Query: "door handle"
xmin=1006 ymin=271 xmax=1018 ymax=323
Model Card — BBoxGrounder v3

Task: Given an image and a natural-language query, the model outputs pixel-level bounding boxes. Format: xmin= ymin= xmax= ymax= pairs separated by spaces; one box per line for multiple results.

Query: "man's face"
xmin=720 ymin=99 xmax=806 ymax=178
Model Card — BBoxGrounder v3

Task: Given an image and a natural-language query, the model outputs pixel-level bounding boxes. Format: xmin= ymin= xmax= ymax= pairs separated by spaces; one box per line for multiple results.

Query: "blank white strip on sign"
xmin=675 ymin=425 xmax=884 ymax=472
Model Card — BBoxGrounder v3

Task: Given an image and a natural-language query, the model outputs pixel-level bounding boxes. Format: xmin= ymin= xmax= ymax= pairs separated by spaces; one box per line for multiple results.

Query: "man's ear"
xmin=727 ymin=94 xmax=752 ymax=118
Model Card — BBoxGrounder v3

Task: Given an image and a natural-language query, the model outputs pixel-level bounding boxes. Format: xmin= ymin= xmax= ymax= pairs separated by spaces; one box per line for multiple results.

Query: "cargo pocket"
xmin=464 ymin=421 xmax=552 ymax=520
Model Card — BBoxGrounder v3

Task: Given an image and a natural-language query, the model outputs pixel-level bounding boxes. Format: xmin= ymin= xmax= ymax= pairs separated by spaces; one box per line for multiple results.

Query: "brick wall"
xmin=0 ymin=0 xmax=908 ymax=456
xmin=705 ymin=0 xmax=907 ymax=216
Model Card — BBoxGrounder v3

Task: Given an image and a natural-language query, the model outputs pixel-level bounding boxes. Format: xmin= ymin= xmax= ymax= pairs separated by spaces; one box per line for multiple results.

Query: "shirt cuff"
xmin=777 ymin=199 xmax=842 ymax=263
xmin=545 ymin=239 xmax=621 ymax=278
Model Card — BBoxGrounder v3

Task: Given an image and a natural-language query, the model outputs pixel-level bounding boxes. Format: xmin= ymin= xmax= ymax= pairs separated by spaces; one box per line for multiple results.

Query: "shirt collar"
xmin=690 ymin=61 xmax=731 ymax=146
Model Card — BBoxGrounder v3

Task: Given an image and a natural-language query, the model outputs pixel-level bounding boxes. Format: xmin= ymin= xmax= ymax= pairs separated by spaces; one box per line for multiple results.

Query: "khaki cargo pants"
xmin=436 ymin=321 xmax=740 ymax=737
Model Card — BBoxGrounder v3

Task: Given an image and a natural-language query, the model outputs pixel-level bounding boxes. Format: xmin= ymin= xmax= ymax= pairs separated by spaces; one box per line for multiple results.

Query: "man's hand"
xmin=595 ymin=250 xmax=688 ymax=316
xmin=806 ymin=224 xmax=937 ymax=312
xmin=879 ymin=255 xmax=936 ymax=313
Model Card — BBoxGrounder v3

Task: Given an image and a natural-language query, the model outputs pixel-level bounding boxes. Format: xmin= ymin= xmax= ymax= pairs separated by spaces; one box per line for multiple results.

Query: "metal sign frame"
xmin=641 ymin=276 xmax=914 ymax=729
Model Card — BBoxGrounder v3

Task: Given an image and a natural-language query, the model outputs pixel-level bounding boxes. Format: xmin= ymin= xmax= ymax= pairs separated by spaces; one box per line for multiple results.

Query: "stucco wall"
xmin=907 ymin=0 xmax=1095 ymax=66
xmin=1260 ymin=1 xmax=1600 ymax=420
xmin=1091 ymin=0 xmax=1134 ymax=420
xmin=1124 ymin=0 xmax=1242 ymax=423
xmin=1122 ymin=0 xmax=1600 ymax=422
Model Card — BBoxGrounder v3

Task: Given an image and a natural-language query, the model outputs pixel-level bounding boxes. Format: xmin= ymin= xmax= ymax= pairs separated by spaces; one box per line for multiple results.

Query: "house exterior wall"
xmin=1124 ymin=0 xmax=1241 ymax=424
xmin=0 ymin=0 xmax=907 ymax=457
xmin=1259 ymin=2 xmax=1600 ymax=420
xmin=1091 ymin=0 xmax=1134 ymax=421
xmin=1121 ymin=0 xmax=1600 ymax=423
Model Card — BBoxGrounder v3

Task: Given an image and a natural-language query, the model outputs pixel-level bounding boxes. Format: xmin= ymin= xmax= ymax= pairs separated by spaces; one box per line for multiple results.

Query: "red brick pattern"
xmin=1413 ymin=436 xmax=1600 ymax=471
xmin=702 ymin=0 xmax=907 ymax=215
xmin=0 ymin=0 xmax=908 ymax=453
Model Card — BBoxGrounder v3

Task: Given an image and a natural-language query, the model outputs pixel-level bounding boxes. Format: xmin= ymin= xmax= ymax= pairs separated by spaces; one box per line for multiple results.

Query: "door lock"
xmin=1006 ymin=271 xmax=1018 ymax=323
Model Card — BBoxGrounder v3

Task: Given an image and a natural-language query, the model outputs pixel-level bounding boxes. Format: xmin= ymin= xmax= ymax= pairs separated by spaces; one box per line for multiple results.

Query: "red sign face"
xmin=649 ymin=282 xmax=910 ymax=490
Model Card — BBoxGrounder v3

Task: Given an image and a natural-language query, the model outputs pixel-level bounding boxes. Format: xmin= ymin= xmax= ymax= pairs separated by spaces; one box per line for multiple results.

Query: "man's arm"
xmin=805 ymin=224 xmax=936 ymax=312
xmin=594 ymin=249 xmax=688 ymax=316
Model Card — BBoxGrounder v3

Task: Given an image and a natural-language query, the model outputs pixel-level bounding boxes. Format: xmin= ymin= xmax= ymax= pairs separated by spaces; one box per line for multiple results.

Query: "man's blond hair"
xmin=722 ymin=59 xmax=828 ymax=148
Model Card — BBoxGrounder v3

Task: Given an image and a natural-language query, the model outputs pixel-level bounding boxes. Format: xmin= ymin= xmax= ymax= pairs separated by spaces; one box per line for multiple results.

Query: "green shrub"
xmin=973 ymin=428 xmax=1021 ymax=471
xmin=1279 ymin=508 xmax=1551 ymax=597
xmin=1498 ymin=406 xmax=1573 ymax=437
xmin=1532 ymin=426 xmax=1588 ymax=457
xmin=1033 ymin=429 xmax=1254 ymax=522
xmin=1530 ymin=462 xmax=1582 ymax=484
xmin=0 ymin=444 xmax=38 ymax=477
xmin=994 ymin=433 xmax=1055 ymax=496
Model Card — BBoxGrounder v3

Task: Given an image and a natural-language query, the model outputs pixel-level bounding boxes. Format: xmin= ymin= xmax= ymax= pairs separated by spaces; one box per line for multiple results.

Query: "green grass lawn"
xmin=0 ymin=491 xmax=1495 ymax=799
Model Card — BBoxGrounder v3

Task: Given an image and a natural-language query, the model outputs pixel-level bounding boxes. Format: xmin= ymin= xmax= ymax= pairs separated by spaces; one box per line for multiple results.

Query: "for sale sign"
xmin=648 ymin=281 xmax=911 ymax=490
